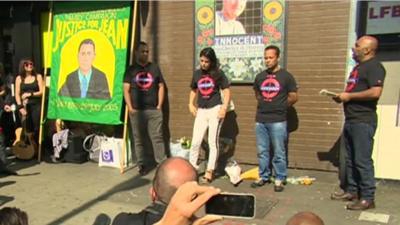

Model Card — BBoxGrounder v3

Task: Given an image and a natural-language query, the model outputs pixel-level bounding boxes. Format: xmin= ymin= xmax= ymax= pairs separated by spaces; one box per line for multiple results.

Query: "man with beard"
xmin=331 ymin=36 xmax=385 ymax=210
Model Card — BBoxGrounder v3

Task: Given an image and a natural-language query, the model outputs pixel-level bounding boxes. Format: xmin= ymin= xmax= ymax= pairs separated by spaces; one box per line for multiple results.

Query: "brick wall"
xmin=141 ymin=1 xmax=351 ymax=171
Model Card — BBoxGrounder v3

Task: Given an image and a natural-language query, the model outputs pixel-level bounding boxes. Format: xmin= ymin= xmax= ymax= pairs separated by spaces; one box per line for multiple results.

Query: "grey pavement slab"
xmin=0 ymin=161 xmax=399 ymax=225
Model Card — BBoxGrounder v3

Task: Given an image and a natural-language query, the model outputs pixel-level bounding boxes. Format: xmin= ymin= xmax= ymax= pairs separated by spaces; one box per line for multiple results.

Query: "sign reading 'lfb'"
xmin=367 ymin=1 xmax=400 ymax=35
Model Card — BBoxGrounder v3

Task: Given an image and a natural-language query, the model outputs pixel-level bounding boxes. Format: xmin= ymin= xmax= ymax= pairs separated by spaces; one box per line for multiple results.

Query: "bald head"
xmin=286 ymin=211 xmax=324 ymax=225
xmin=352 ymin=35 xmax=379 ymax=62
xmin=359 ymin=35 xmax=378 ymax=53
xmin=152 ymin=157 xmax=197 ymax=203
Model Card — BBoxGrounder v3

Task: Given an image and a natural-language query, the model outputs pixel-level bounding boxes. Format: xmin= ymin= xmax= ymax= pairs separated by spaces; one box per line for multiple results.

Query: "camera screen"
xmin=205 ymin=193 xmax=255 ymax=218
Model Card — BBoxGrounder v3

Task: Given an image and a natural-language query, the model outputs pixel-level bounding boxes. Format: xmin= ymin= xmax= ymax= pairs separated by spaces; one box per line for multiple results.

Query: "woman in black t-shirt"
xmin=15 ymin=59 xmax=44 ymax=154
xmin=188 ymin=47 xmax=231 ymax=183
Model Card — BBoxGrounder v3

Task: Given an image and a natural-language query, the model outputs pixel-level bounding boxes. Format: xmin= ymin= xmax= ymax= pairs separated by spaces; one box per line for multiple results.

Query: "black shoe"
xmin=138 ymin=166 xmax=148 ymax=176
xmin=0 ymin=167 xmax=18 ymax=176
xmin=346 ymin=200 xmax=375 ymax=210
xmin=251 ymin=179 xmax=270 ymax=188
xmin=274 ymin=180 xmax=284 ymax=192
xmin=331 ymin=191 xmax=358 ymax=201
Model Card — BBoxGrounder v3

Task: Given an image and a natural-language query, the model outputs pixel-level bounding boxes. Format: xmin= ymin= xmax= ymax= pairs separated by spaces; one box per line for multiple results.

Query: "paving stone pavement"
xmin=1 ymin=161 xmax=399 ymax=225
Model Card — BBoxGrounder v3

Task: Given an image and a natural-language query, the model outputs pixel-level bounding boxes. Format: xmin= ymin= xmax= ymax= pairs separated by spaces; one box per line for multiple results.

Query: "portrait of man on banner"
xmin=59 ymin=38 xmax=111 ymax=99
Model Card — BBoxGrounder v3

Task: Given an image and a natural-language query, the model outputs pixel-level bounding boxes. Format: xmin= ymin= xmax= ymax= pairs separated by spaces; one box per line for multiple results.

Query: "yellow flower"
xmin=197 ymin=6 xmax=214 ymax=25
xmin=263 ymin=1 xmax=283 ymax=22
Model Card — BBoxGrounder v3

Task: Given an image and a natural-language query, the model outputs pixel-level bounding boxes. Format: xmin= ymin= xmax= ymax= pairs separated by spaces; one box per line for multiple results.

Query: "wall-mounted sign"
xmin=367 ymin=1 xmax=400 ymax=35
xmin=195 ymin=0 xmax=286 ymax=83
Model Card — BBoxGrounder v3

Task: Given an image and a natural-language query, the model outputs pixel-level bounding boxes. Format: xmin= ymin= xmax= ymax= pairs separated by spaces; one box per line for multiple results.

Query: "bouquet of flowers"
xmin=179 ymin=137 xmax=191 ymax=150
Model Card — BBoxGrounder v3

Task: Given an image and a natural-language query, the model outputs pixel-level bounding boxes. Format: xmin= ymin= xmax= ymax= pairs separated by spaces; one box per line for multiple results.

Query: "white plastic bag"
xmin=98 ymin=137 xmax=124 ymax=168
xmin=83 ymin=134 xmax=106 ymax=163
xmin=170 ymin=143 xmax=190 ymax=160
xmin=225 ymin=159 xmax=242 ymax=185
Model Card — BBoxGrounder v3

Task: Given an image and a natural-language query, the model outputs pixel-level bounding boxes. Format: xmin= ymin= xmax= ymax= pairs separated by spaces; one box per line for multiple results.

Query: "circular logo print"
xmin=198 ymin=76 xmax=215 ymax=98
xmin=135 ymin=72 xmax=154 ymax=90
xmin=260 ymin=77 xmax=280 ymax=101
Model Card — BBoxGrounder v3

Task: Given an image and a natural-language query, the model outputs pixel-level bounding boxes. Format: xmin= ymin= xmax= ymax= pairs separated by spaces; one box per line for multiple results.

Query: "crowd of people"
xmin=115 ymin=34 xmax=385 ymax=224
xmin=0 ymin=34 xmax=386 ymax=224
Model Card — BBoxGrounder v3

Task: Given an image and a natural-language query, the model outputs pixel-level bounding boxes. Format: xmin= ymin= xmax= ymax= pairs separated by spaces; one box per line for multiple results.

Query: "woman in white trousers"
xmin=188 ymin=47 xmax=231 ymax=183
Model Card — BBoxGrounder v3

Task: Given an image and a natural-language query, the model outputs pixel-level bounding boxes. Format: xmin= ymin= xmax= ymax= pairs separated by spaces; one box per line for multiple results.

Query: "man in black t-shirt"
xmin=123 ymin=42 xmax=166 ymax=175
xmin=252 ymin=45 xmax=298 ymax=192
xmin=331 ymin=36 xmax=385 ymax=210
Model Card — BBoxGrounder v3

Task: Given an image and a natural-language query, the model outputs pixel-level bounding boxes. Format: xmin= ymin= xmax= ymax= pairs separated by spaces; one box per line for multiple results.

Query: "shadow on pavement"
xmin=0 ymin=195 xmax=14 ymax=207
xmin=46 ymin=174 xmax=150 ymax=225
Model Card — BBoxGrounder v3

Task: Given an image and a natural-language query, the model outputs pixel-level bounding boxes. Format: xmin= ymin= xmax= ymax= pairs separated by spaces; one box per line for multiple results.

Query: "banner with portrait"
xmin=195 ymin=0 xmax=286 ymax=83
xmin=47 ymin=2 xmax=131 ymax=124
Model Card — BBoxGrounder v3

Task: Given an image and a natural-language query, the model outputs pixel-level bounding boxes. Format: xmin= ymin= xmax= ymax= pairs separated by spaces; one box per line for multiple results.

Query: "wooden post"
xmin=120 ymin=0 xmax=139 ymax=173
xmin=38 ymin=2 xmax=53 ymax=162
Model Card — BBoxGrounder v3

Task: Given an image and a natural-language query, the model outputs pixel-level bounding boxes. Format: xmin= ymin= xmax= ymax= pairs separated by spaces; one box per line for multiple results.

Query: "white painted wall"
xmin=373 ymin=61 xmax=400 ymax=180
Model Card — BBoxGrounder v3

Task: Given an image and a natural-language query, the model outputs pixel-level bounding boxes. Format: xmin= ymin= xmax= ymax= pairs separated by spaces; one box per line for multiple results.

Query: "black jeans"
xmin=344 ymin=122 xmax=377 ymax=201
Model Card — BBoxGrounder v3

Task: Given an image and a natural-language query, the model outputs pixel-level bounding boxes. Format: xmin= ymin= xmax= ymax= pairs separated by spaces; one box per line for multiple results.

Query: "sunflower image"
xmin=263 ymin=1 xmax=283 ymax=22
xmin=197 ymin=6 xmax=214 ymax=25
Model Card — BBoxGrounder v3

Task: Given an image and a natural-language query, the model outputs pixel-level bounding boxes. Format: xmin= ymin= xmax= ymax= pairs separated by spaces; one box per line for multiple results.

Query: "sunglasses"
xmin=24 ymin=62 xmax=33 ymax=67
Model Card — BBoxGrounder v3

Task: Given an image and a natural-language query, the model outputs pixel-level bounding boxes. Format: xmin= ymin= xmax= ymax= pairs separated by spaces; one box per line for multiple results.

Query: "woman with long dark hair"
xmin=15 ymin=59 xmax=44 ymax=153
xmin=188 ymin=47 xmax=231 ymax=183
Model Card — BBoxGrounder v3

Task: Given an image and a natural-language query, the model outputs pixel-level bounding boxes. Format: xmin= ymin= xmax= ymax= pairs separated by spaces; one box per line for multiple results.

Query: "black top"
xmin=0 ymin=75 xmax=14 ymax=109
xmin=190 ymin=69 xmax=230 ymax=108
xmin=124 ymin=62 xmax=164 ymax=110
xmin=20 ymin=75 xmax=41 ymax=105
xmin=344 ymin=57 xmax=386 ymax=123
xmin=253 ymin=68 xmax=298 ymax=123
xmin=112 ymin=201 xmax=167 ymax=225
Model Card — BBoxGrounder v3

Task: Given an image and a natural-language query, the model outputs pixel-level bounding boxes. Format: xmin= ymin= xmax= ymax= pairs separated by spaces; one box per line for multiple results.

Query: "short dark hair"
xmin=0 ymin=207 xmax=28 ymax=225
xmin=136 ymin=41 xmax=148 ymax=51
xmin=265 ymin=45 xmax=280 ymax=57
xmin=78 ymin=39 xmax=95 ymax=53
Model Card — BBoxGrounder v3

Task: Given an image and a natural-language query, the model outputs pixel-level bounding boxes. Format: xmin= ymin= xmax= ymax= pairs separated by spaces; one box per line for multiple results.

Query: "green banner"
xmin=195 ymin=0 xmax=286 ymax=83
xmin=47 ymin=3 xmax=131 ymax=124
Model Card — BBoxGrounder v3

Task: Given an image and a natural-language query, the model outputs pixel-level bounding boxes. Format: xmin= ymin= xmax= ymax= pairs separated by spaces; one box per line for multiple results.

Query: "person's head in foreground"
xmin=0 ymin=207 xmax=29 ymax=225
xmin=151 ymin=157 xmax=198 ymax=204
xmin=154 ymin=181 xmax=223 ymax=225
xmin=286 ymin=211 xmax=324 ymax=225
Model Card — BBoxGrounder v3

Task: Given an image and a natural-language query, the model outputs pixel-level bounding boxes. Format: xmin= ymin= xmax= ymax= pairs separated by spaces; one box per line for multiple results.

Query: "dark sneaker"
xmin=274 ymin=180 xmax=284 ymax=192
xmin=138 ymin=165 xmax=148 ymax=176
xmin=331 ymin=191 xmax=358 ymax=201
xmin=346 ymin=200 xmax=375 ymax=210
xmin=251 ymin=179 xmax=270 ymax=188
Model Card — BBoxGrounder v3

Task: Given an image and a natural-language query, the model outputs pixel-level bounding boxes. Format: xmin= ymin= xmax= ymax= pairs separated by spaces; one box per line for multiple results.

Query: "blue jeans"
xmin=255 ymin=121 xmax=287 ymax=181
xmin=343 ymin=122 xmax=376 ymax=201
